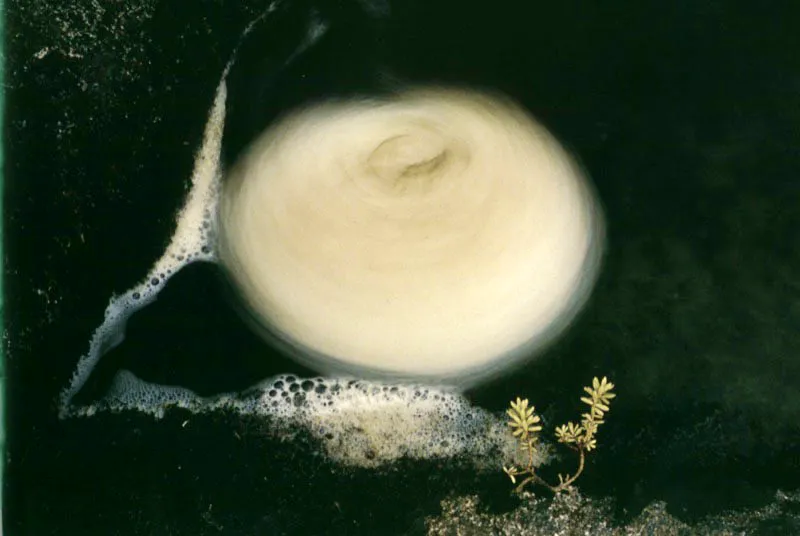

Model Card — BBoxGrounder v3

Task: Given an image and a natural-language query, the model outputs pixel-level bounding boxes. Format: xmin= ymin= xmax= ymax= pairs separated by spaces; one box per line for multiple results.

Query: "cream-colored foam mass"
xmin=220 ymin=88 xmax=603 ymax=383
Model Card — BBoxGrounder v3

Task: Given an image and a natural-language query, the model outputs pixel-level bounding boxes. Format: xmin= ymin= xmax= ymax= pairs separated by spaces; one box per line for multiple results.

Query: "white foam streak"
xmin=59 ymin=78 xmax=227 ymax=415
xmin=59 ymin=2 xmax=288 ymax=415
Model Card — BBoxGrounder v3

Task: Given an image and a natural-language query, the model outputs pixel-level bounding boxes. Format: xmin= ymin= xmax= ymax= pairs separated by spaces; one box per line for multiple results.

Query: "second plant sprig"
xmin=502 ymin=376 xmax=616 ymax=494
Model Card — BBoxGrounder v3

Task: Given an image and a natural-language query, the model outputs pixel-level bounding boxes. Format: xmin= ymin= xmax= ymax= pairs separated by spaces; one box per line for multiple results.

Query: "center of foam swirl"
xmin=367 ymin=132 xmax=448 ymax=191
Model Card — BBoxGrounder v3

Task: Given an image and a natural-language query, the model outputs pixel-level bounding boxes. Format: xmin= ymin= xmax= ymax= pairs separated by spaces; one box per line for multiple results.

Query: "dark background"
xmin=4 ymin=0 xmax=800 ymax=533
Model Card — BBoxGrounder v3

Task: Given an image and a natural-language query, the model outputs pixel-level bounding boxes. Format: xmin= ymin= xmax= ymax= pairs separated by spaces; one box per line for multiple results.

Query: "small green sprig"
xmin=502 ymin=376 xmax=616 ymax=494
xmin=507 ymin=398 xmax=542 ymax=448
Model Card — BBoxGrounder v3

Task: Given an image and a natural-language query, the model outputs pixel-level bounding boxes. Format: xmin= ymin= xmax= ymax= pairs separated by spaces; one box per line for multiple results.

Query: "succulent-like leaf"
xmin=507 ymin=397 xmax=542 ymax=440
xmin=555 ymin=422 xmax=585 ymax=444
xmin=583 ymin=419 xmax=598 ymax=436
xmin=592 ymin=377 xmax=616 ymax=404
xmin=510 ymin=397 xmax=528 ymax=414
xmin=503 ymin=465 xmax=518 ymax=483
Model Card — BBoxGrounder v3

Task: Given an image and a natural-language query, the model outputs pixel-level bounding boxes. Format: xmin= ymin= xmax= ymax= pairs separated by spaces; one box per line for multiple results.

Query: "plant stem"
xmin=553 ymin=447 xmax=585 ymax=492
xmin=526 ymin=439 xmax=535 ymax=469
xmin=514 ymin=472 xmax=551 ymax=494
xmin=514 ymin=447 xmax=586 ymax=494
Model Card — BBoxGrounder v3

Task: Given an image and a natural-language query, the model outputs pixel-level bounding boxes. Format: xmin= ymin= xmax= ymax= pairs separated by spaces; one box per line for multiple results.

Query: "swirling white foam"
xmin=58 ymin=6 xmax=596 ymax=471
xmin=219 ymin=88 xmax=604 ymax=384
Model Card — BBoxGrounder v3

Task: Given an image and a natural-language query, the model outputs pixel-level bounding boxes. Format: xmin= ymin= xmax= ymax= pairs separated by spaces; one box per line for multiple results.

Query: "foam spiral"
xmin=219 ymin=87 xmax=604 ymax=384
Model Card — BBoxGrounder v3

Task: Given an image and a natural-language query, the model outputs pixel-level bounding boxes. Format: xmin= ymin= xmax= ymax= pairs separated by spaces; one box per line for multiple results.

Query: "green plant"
xmin=502 ymin=376 xmax=616 ymax=494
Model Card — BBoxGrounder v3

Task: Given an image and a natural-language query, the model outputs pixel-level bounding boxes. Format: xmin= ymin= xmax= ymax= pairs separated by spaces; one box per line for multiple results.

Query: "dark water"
xmin=4 ymin=0 xmax=800 ymax=534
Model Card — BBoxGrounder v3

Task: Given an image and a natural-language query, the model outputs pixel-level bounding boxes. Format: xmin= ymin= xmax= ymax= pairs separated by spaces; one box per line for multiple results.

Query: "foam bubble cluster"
xmin=219 ymin=88 xmax=604 ymax=384
xmin=94 ymin=371 xmax=540 ymax=469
